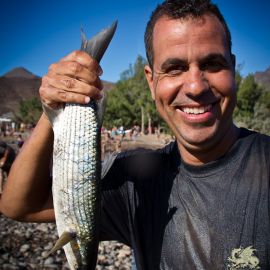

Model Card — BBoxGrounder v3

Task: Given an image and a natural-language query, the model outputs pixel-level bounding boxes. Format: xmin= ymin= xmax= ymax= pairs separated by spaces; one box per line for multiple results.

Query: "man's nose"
xmin=182 ymin=68 xmax=209 ymax=97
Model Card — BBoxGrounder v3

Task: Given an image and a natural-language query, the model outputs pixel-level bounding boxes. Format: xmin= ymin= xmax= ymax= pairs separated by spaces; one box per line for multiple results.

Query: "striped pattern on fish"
xmin=53 ymin=103 xmax=101 ymax=269
xmin=43 ymin=22 xmax=117 ymax=270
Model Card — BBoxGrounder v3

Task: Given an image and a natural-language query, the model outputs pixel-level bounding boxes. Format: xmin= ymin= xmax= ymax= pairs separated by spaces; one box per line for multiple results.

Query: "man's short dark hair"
xmin=144 ymin=0 xmax=232 ymax=69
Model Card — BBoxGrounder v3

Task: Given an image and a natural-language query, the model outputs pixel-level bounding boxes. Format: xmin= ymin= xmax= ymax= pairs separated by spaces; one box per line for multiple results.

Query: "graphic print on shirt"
xmin=227 ymin=246 xmax=260 ymax=270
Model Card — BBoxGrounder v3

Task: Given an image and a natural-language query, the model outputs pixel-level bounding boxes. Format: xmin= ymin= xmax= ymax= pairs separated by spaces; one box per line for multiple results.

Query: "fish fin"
xmin=80 ymin=20 xmax=117 ymax=63
xmin=45 ymin=231 xmax=76 ymax=257
xmin=42 ymin=103 xmax=64 ymax=127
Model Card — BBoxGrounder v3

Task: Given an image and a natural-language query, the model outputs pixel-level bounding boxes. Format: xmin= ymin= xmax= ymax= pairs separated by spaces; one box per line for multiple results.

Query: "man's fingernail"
xmin=85 ymin=96 xmax=90 ymax=103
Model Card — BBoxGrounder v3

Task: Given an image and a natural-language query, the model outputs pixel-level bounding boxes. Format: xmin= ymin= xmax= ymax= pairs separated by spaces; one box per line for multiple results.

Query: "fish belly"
xmin=52 ymin=102 xmax=101 ymax=269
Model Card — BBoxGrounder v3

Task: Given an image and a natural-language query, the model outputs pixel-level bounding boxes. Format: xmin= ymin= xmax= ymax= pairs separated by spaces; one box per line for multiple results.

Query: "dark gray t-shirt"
xmin=100 ymin=128 xmax=270 ymax=270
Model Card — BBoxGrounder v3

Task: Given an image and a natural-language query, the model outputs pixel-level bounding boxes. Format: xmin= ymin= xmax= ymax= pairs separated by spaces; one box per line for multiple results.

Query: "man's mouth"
xmin=180 ymin=105 xmax=212 ymax=115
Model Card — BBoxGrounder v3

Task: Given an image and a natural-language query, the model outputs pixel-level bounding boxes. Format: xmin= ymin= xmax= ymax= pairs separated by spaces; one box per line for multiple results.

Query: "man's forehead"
xmin=153 ymin=13 xmax=225 ymax=35
xmin=152 ymin=14 xmax=228 ymax=53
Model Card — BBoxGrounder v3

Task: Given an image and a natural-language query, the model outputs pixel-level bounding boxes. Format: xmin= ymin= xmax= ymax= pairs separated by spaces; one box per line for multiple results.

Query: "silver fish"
xmin=43 ymin=21 xmax=117 ymax=270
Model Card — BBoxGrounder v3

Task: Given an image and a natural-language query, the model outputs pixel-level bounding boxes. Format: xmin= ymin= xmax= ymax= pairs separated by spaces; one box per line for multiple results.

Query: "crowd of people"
xmin=0 ymin=122 xmax=163 ymax=191
xmin=0 ymin=122 xmax=28 ymax=193
xmin=101 ymin=124 xmax=164 ymax=158
xmin=0 ymin=141 xmax=16 ymax=193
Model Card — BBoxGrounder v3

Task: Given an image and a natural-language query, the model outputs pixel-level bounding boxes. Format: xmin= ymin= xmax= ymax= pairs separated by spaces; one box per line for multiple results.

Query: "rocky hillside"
xmin=0 ymin=67 xmax=115 ymax=116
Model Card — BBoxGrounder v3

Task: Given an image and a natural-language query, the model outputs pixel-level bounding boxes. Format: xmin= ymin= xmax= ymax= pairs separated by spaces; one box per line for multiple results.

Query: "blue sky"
xmin=0 ymin=0 xmax=269 ymax=82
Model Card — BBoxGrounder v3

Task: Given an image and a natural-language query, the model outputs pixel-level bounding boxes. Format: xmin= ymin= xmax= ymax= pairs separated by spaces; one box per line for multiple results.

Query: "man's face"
xmin=145 ymin=14 xmax=237 ymax=157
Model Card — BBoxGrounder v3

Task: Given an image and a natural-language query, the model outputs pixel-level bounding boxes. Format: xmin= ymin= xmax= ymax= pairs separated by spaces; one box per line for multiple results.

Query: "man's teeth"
xmin=182 ymin=105 xmax=212 ymax=114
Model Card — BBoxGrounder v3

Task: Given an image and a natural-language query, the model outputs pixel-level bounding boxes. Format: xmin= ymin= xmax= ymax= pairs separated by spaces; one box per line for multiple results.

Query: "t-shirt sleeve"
xmin=100 ymin=153 xmax=132 ymax=246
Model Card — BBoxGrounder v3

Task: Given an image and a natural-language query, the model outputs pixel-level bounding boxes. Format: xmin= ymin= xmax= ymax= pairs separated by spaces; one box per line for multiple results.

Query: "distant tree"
xmin=104 ymin=55 xmax=165 ymax=132
xmin=234 ymin=74 xmax=262 ymax=118
xmin=15 ymin=97 xmax=42 ymax=124
xmin=233 ymin=73 xmax=270 ymax=135
xmin=251 ymin=102 xmax=270 ymax=135
xmin=258 ymin=89 xmax=270 ymax=110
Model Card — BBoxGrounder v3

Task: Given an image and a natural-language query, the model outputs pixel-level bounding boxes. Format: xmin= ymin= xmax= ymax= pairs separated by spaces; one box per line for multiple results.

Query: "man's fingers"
xmin=60 ymin=50 xmax=103 ymax=75
xmin=39 ymin=50 xmax=104 ymax=109
xmin=40 ymin=83 xmax=103 ymax=108
xmin=43 ymin=74 xmax=102 ymax=96
xmin=48 ymin=61 xmax=102 ymax=85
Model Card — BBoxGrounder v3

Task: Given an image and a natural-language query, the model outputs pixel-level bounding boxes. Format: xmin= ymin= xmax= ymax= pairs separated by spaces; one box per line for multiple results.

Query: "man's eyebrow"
xmin=160 ymin=58 xmax=187 ymax=71
xmin=199 ymin=53 xmax=229 ymax=63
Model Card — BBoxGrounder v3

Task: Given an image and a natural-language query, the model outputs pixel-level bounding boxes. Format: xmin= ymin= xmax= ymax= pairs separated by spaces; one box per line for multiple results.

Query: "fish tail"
xmin=46 ymin=231 xmax=76 ymax=257
xmin=80 ymin=21 xmax=117 ymax=63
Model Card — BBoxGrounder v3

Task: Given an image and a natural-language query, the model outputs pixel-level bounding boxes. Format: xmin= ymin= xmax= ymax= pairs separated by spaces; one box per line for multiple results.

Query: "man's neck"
xmin=177 ymin=125 xmax=240 ymax=166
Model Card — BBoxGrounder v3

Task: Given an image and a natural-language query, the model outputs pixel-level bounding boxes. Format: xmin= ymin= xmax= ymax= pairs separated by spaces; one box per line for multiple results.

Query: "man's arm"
xmin=0 ymin=50 xmax=103 ymax=222
xmin=0 ymin=114 xmax=55 ymax=222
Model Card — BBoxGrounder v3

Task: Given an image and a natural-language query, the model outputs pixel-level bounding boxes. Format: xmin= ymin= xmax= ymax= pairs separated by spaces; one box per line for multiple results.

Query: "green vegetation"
xmin=234 ymin=71 xmax=270 ymax=135
xmin=14 ymin=56 xmax=269 ymax=135
xmin=103 ymin=55 xmax=166 ymax=132
xmin=15 ymin=97 xmax=42 ymax=124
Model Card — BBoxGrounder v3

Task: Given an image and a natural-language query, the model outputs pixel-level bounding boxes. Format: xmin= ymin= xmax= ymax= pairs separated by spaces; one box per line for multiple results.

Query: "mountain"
xmin=254 ymin=67 xmax=270 ymax=91
xmin=0 ymin=68 xmax=41 ymax=117
xmin=0 ymin=67 xmax=115 ymax=118
xmin=4 ymin=67 xmax=38 ymax=79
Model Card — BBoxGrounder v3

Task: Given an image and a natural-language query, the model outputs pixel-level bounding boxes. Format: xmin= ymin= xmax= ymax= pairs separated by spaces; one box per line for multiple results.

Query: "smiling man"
xmin=144 ymin=11 xmax=238 ymax=165
xmin=1 ymin=0 xmax=269 ymax=269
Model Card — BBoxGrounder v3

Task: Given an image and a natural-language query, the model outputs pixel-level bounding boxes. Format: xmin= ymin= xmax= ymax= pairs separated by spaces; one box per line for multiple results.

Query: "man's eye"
xmin=201 ymin=61 xmax=227 ymax=72
xmin=166 ymin=66 xmax=186 ymax=76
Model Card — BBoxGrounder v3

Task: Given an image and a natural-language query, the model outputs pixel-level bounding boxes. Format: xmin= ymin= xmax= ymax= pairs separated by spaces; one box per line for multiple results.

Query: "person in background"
xmin=0 ymin=141 xmax=16 ymax=193
xmin=17 ymin=134 xmax=24 ymax=149
xmin=0 ymin=124 xmax=6 ymax=137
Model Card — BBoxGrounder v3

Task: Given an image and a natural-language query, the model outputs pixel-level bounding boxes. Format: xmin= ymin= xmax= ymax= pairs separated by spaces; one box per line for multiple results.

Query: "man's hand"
xmin=39 ymin=50 xmax=104 ymax=110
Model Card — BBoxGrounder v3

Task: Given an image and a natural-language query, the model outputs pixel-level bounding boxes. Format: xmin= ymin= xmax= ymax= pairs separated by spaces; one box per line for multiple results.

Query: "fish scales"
xmin=53 ymin=103 xmax=101 ymax=269
xmin=44 ymin=21 xmax=117 ymax=270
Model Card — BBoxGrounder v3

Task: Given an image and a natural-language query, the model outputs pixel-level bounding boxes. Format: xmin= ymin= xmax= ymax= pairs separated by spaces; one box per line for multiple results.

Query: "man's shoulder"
xmin=102 ymin=141 xmax=177 ymax=179
xmin=115 ymin=140 xmax=176 ymax=164
xmin=238 ymin=128 xmax=270 ymax=142
xmin=237 ymin=128 xmax=270 ymax=156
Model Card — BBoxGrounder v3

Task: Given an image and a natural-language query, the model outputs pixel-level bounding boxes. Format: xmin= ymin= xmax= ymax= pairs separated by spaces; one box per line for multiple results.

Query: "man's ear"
xmin=144 ymin=65 xmax=156 ymax=100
